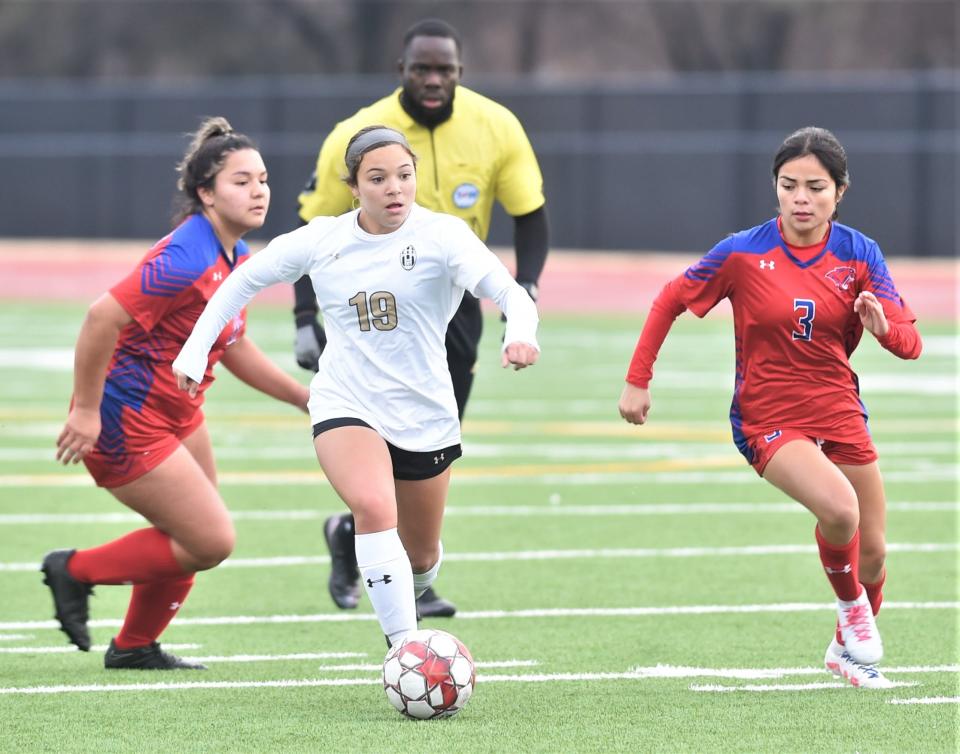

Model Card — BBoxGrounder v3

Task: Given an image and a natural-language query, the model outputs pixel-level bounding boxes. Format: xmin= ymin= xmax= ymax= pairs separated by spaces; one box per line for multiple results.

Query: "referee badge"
xmin=453 ymin=182 xmax=479 ymax=209
xmin=400 ymin=244 xmax=416 ymax=270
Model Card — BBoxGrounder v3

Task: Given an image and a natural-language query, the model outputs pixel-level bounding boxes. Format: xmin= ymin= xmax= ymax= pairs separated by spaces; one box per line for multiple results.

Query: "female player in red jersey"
xmin=618 ymin=126 xmax=921 ymax=689
xmin=43 ymin=117 xmax=310 ymax=670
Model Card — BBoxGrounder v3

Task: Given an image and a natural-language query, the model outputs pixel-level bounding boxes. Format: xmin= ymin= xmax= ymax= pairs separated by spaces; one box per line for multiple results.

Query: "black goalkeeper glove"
xmin=294 ymin=315 xmax=327 ymax=372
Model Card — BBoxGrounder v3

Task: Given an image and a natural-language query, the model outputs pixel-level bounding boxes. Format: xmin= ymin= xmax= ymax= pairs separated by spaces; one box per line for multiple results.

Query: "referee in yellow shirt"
xmin=294 ymin=18 xmax=549 ymax=619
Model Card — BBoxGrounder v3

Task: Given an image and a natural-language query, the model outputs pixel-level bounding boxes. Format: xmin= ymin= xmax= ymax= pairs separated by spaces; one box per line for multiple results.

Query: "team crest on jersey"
xmin=400 ymin=244 xmax=416 ymax=270
xmin=453 ymin=182 xmax=479 ymax=209
xmin=825 ymin=266 xmax=856 ymax=291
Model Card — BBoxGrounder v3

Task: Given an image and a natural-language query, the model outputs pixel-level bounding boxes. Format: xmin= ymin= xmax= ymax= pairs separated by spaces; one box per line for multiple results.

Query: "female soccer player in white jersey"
xmin=174 ymin=125 xmax=540 ymax=647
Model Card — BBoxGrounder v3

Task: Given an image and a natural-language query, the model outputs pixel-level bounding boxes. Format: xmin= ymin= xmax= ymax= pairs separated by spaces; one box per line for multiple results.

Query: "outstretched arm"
xmin=474 ymin=268 xmax=540 ymax=370
xmin=174 ymin=234 xmax=310 ymax=393
xmin=619 ymin=281 xmax=687 ymax=425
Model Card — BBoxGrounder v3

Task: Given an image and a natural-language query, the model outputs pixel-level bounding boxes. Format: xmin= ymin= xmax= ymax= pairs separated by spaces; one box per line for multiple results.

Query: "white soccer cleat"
xmin=836 ymin=589 xmax=883 ymax=664
xmin=824 ymin=637 xmax=894 ymax=689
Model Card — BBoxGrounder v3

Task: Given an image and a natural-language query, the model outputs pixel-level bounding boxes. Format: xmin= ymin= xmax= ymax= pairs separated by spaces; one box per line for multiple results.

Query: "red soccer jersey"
xmin=627 ymin=218 xmax=920 ymax=451
xmin=104 ymin=213 xmax=248 ymax=433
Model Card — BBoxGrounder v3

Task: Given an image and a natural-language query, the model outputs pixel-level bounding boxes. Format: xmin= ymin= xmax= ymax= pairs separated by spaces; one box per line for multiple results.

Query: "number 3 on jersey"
xmin=349 ymin=291 xmax=398 ymax=332
xmin=792 ymin=298 xmax=815 ymax=341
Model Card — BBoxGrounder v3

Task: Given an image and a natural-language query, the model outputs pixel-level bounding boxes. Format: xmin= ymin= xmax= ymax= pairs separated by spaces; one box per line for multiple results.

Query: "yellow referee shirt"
xmin=298 ymin=86 xmax=545 ymax=242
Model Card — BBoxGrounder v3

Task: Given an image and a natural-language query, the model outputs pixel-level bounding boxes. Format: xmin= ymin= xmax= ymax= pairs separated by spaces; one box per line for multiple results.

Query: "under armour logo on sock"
xmin=366 ymin=575 xmax=392 ymax=587
xmin=825 ymin=564 xmax=852 ymax=574
xmin=169 ymin=601 xmax=182 ymax=610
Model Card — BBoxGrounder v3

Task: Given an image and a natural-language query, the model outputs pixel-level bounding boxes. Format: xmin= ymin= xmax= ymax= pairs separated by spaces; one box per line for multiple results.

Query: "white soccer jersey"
xmin=174 ymin=204 xmax=539 ymax=451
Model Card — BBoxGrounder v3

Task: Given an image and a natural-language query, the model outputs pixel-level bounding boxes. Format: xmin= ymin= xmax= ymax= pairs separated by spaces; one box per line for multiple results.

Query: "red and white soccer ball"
xmin=382 ymin=628 xmax=476 ymax=720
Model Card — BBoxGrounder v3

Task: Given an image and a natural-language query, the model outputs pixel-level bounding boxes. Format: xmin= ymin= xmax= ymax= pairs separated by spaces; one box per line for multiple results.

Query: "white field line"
xmin=2 ymin=542 xmax=956 ymax=573
xmin=690 ymin=681 xmax=919 ymax=692
xmin=0 ymin=634 xmax=33 ymax=641
xmin=0 ymin=678 xmax=385 ymax=695
xmin=0 ymin=664 xmax=950 ymax=696
xmin=889 ymin=696 xmax=960 ymax=705
xmin=628 ymin=664 xmax=960 ymax=679
xmin=180 ymin=656 xmax=540 ymax=673
xmin=1 ymin=601 xmax=956 ymax=632
xmin=0 ymin=643 xmax=200 ymax=654
xmin=0 ymin=468 xmax=957 ymax=487
xmin=0 ymin=500 xmax=953 ymax=526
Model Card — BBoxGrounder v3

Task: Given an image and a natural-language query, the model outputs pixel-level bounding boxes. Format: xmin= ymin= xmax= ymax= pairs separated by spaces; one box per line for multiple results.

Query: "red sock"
xmin=114 ymin=574 xmax=195 ymax=649
xmin=815 ymin=525 xmax=862 ymax=602
xmin=68 ymin=528 xmax=187 ymax=585
xmin=863 ymin=570 xmax=885 ymax=615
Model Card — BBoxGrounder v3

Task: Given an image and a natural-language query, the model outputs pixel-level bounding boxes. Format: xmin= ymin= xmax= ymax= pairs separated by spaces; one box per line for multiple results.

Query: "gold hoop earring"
xmin=351 ymin=197 xmax=359 ymax=210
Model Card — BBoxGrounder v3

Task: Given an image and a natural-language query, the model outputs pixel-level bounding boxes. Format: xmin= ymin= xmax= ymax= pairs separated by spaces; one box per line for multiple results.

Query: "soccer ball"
xmin=382 ymin=628 xmax=476 ymax=719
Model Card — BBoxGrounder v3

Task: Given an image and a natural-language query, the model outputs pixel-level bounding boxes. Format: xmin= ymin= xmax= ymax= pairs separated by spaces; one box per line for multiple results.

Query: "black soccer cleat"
xmin=323 ymin=513 xmax=361 ymax=610
xmin=40 ymin=549 xmax=93 ymax=651
xmin=104 ymin=639 xmax=207 ymax=670
xmin=416 ymin=586 xmax=457 ymax=618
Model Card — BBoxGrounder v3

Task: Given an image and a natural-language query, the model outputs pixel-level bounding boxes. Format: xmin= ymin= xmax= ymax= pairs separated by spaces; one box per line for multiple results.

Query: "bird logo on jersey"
xmin=400 ymin=245 xmax=416 ymax=271
xmin=825 ymin=266 xmax=856 ymax=291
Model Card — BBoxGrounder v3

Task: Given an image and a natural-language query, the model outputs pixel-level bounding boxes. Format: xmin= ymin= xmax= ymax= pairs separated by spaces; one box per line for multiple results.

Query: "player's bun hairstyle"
xmin=343 ymin=125 xmax=418 ymax=188
xmin=173 ymin=116 xmax=258 ymax=224
xmin=402 ymin=18 xmax=461 ymax=56
xmin=772 ymin=126 xmax=850 ymax=220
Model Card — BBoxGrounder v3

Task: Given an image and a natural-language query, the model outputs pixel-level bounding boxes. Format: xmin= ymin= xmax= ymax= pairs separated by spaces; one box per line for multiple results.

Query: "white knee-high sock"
xmin=355 ymin=528 xmax=417 ymax=645
xmin=412 ymin=541 xmax=443 ymax=599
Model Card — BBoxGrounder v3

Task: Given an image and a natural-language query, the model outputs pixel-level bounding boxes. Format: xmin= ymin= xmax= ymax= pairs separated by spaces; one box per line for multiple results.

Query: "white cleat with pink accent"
xmin=836 ymin=589 xmax=883 ymax=664
xmin=824 ymin=638 xmax=894 ymax=689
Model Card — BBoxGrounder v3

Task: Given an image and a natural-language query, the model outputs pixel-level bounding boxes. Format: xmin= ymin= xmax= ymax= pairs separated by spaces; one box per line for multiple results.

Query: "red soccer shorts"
xmin=82 ymin=408 xmax=205 ymax=489
xmin=743 ymin=428 xmax=878 ymax=476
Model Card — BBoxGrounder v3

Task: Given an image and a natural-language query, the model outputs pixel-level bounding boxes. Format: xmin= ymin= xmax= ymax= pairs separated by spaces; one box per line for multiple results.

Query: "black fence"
xmin=0 ymin=70 xmax=955 ymax=256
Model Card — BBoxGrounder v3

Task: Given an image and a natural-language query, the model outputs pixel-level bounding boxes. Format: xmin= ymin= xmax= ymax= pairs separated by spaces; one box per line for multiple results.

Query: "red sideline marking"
xmin=1 ymin=240 xmax=955 ymax=318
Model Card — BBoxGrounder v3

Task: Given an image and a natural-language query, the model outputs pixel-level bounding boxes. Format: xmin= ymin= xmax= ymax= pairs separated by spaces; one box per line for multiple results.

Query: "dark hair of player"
xmin=772 ymin=126 xmax=850 ymax=220
xmin=343 ymin=125 xmax=418 ymax=188
xmin=173 ymin=116 xmax=258 ymax=224
xmin=402 ymin=18 xmax=462 ymax=57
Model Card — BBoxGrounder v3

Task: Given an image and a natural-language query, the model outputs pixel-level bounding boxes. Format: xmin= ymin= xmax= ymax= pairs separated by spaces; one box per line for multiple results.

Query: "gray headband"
xmin=345 ymin=127 xmax=411 ymax=167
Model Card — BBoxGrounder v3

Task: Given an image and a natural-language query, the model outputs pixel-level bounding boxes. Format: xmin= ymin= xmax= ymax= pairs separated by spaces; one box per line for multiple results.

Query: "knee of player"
xmin=859 ymin=538 xmax=887 ymax=573
xmin=408 ymin=546 xmax=441 ymax=574
xmin=817 ymin=496 xmax=860 ymax=533
xmin=348 ymin=492 xmax=397 ymax=528
xmin=189 ymin=529 xmax=237 ymax=571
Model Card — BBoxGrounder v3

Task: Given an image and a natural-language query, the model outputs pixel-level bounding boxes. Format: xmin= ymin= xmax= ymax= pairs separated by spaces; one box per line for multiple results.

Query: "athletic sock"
xmin=68 ymin=527 xmax=188 ymax=585
xmin=114 ymin=573 xmax=196 ymax=649
xmin=355 ymin=528 xmax=417 ymax=646
xmin=412 ymin=541 xmax=443 ymax=599
xmin=863 ymin=570 xmax=886 ymax=616
xmin=815 ymin=525 xmax=862 ymax=602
